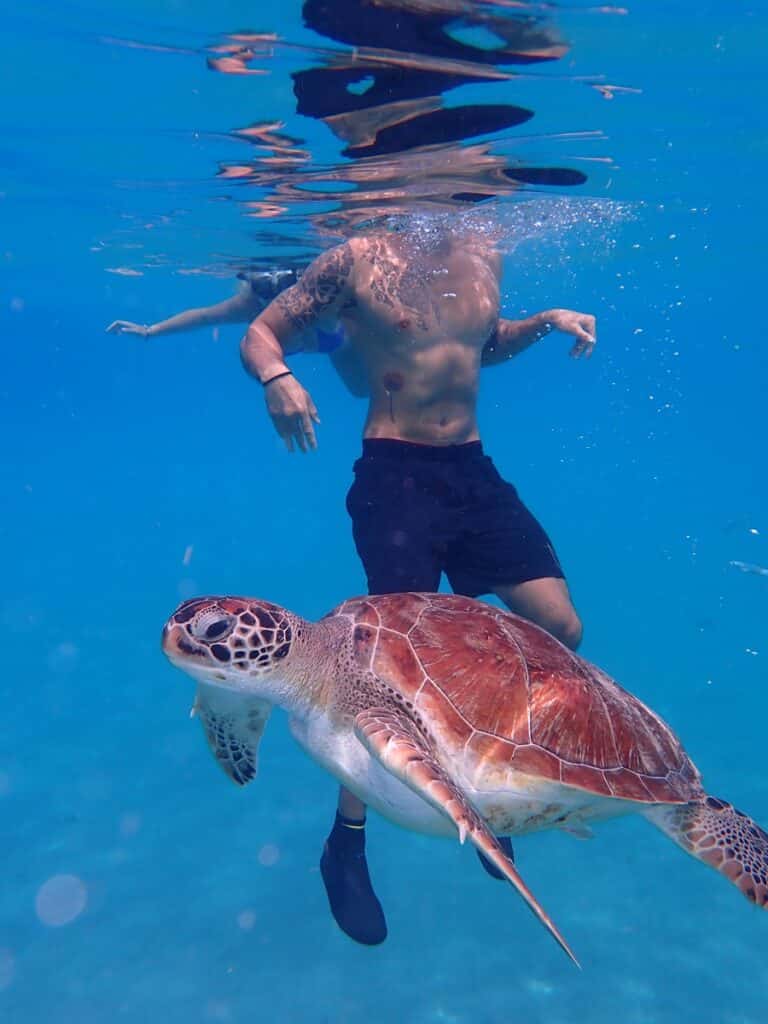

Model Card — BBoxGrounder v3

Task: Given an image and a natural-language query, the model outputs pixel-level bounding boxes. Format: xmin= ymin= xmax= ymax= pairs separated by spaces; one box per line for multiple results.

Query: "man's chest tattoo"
xmin=364 ymin=240 xmax=441 ymax=332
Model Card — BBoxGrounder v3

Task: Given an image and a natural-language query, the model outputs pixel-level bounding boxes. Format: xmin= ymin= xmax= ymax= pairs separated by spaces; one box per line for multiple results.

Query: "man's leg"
xmin=320 ymin=787 xmax=386 ymax=945
xmin=321 ymin=446 xmax=442 ymax=944
xmin=444 ymin=454 xmax=581 ymax=651
xmin=442 ymin=454 xmax=582 ymax=875
xmin=493 ymin=576 xmax=582 ymax=651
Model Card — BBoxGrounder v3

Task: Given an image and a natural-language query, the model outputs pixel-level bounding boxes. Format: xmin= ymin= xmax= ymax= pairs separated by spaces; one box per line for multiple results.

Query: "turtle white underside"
xmin=194 ymin=688 xmax=646 ymax=837
xmin=289 ymin=709 xmax=642 ymax=838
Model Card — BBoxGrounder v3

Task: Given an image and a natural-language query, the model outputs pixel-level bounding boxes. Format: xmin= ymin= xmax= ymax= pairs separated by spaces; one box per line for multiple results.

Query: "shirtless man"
xmin=239 ymin=227 xmax=596 ymax=946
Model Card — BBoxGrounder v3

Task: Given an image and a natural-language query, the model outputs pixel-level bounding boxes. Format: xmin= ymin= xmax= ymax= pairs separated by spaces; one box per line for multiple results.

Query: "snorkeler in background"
xmin=107 ymin=268 xmax=301 ymax=340
xmin=106 ymin=267 xmax=368 ymax=398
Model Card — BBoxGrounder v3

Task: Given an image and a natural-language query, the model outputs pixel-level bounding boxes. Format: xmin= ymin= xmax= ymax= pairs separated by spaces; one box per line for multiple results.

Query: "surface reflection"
xmin=207 ymin=0 xmax=595 ymax=247
xmin=101 ymin=0 xmax=628 ymax=270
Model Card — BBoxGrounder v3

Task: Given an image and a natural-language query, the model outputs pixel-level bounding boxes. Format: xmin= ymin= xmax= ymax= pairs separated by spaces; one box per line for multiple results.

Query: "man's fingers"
xmin=274 ymin=416 xmax=295 ymax=453
xmin=279 ymin=426 xmax=295 ymax=452
xmin=295 ymin=434 xmax=308 ymax=454
xmin=304 ymin=391 xmax=321 ymax=424
xmin=580 ymin=317 xmax=596 ymax=342
xmin=107 ymin=320 xmax=144 ymax=335
xmin=268 ymin=387 xmax=320 ymax=453
xmin=280 ymin=413 xmax=305 ymax=454
xmin=301 ymin=412 xmax=317 ymax=450
xmin=570 ymin=331 xmax=596 ymax=359
xmin=555 ymin=311 xmax=596 ymax=359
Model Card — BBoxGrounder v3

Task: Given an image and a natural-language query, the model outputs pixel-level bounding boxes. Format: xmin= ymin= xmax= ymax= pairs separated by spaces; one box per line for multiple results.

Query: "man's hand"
xmin=264 ymin=373 xmax=321 ymax=453
xmin=547 ymin=309 xmax=596 ymax=358
xmin=106 ymin=320 xmax=150 ymax=337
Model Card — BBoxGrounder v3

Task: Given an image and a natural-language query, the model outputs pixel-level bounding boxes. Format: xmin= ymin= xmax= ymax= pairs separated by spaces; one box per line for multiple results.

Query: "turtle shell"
xmin=331 ymin=592 xmax=700 ymax=804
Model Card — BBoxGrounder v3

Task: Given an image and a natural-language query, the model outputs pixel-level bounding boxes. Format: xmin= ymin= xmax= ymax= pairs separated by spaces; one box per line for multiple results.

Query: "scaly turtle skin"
xmin=162 ymin=592 xmax=768 ymax=964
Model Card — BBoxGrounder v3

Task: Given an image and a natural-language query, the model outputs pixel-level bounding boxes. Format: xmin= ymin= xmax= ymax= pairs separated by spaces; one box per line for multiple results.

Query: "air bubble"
xmin=237 ymin=909 xmax=256 ymax=931
xmin=35 ymin=874 xmax=88 ymax=927
xmin=257 ymin=844 xmax=280 ymax=867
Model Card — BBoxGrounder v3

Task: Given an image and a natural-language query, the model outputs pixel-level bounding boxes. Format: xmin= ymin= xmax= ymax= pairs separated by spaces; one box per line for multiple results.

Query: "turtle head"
xmin=162 ymin=596 xmax=302 ymax=698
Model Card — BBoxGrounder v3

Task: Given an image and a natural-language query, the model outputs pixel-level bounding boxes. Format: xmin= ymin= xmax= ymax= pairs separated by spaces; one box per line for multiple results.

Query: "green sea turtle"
xmin=161 ymin=591 xmax=768 ymax=964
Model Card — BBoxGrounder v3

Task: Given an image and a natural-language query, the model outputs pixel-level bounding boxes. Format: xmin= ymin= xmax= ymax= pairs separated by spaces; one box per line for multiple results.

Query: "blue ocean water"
xmin=2 ymin=1 xmax=767 ymax=1021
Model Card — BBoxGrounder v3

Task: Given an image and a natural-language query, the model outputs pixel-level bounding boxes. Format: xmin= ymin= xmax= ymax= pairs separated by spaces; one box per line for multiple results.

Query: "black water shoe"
xmin=320 ymin=812 xmax=387 ymax=945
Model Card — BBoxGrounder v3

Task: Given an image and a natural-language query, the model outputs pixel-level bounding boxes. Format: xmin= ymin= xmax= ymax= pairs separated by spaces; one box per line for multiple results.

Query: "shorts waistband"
xmin=361 ymin=438 xmax=484 ymax=462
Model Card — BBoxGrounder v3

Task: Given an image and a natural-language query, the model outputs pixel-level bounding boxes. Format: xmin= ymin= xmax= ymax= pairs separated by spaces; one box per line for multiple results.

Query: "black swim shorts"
xmin=346 ymin=438 xmax=564 ymax=597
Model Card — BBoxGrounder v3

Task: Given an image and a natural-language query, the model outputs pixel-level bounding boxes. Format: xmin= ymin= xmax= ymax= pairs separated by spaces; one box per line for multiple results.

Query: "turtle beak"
xmin=161 ymin=620 xmax=173 ymax=648
xmin=161 ymin=621 xmax=206 ymax=665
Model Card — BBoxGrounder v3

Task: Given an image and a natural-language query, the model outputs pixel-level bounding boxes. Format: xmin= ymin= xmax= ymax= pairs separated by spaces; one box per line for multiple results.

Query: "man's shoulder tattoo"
xmin=276 ymin=243 xmax=353 ymax=331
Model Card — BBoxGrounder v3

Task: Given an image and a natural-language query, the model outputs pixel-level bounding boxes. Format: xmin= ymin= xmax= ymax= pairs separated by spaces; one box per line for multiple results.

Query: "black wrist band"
xmin=261 ymin=370 xmax=293 ymax=387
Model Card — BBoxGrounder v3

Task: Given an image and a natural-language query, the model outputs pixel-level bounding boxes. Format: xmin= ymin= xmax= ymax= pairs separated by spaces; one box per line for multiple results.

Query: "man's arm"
xmin=106 ymin=290 xmax=262 ymax=338
xmin=240 ymin=242 xmax=356 ymax=452
xmin=481 ymin=308 xmax=596 ymax=366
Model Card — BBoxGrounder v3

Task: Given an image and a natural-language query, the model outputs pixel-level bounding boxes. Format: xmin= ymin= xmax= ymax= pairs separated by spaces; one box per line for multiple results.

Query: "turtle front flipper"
xmin=645 ymin=797 xmax=768 ymax=907
xmin=354 ymin=706 xmax=579 ymax=966
xmin=194 ymin=683 xmax=272 ymax=786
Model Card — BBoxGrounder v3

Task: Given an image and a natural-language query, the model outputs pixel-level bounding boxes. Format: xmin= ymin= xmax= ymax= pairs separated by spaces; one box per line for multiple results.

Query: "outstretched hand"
xmin=106 ymin=320 xmax=149 ymax=337
xmin=547 ymin=309 xmax=596 ymax=358
xmin=264 ymin=374 xmax=321 ymax=453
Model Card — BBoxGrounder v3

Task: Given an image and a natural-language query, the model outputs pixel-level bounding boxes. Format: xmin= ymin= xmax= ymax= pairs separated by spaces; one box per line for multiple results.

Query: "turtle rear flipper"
xmin=645 ymin=797 xmax=768 ymax=907
xmin=354 ymin=705 xmax=579 ymax=966
xmin=194 ymin=683 xmax=271 ymax=786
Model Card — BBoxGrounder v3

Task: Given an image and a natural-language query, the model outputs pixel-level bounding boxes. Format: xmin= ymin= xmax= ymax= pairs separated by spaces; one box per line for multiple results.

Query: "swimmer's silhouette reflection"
xmin=203 ymin=0 xmax=593 ymax=247
xmin=290 ymin=0 xmax=587 ymax=191
xmin=294 ymin=0 xmax=558 ymax=157
xmin=300 ymin=0 xmax=566 ymax=67
xmin=206 ymin=0 xmax=588 ymax=226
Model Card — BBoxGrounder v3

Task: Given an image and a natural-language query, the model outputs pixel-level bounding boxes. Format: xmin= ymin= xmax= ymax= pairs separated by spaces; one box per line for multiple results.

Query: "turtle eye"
xmin=189 ymin=610 xmax=235 ymax=643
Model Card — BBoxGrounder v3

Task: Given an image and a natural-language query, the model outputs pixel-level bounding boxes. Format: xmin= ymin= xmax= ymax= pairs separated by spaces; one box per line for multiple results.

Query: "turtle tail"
xmin=645 ymin=796 xmax=768 ymax=907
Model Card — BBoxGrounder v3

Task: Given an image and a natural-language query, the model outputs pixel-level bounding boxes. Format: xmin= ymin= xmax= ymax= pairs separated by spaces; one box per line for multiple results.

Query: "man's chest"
xmin=352 ymin=256 xmax=500 ymax=345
